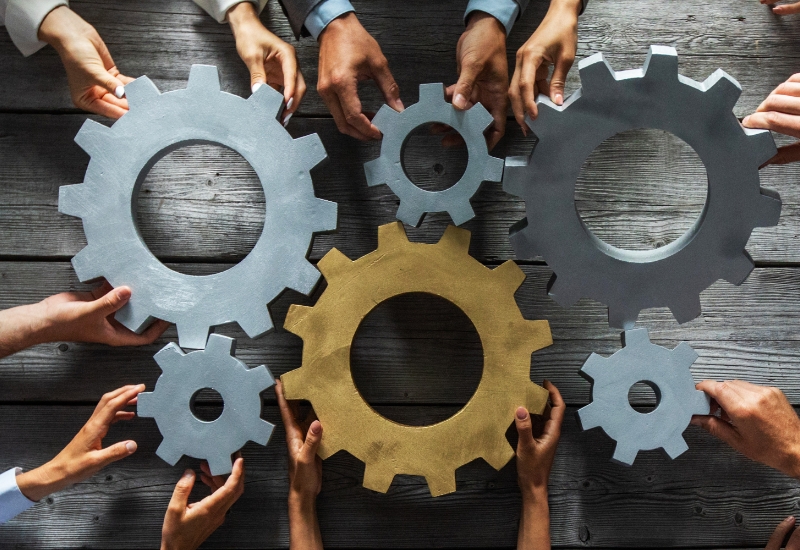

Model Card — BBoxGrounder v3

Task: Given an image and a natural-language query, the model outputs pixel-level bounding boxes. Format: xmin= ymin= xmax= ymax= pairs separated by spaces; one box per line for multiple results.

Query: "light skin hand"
xmin=760 ymin=0 xmax=800 ymax=15
xmin=766 ymin=516 xmax=800 ymax=550
xmin=161 ymin=457 xmax=245 ymax=550
xmin=276 ymin=379 xmax=323 ymax=550
xmin=447 ymin=12 xmax=509 ymax=150
xmin=516 ymin=381 xmax=565 ymax=550
xmin=38 ymin=6 xmax=134 ymax=118
xmin=692 ymin=380 xmax=800 ymax=478
xmin=0 ymin=281 xmax=169 ymax=358
xmin=317 ymin=12 xmax=403 ymax=140
xmin=16 ymin=384 xmax=144 ymax=502
xmin=743 ymin=74 xmax=800 ymax=165
xmin=227 ymin=2 xmax=306 ymax=125
xmin=509 ymin=0 xmax=580 ymax=133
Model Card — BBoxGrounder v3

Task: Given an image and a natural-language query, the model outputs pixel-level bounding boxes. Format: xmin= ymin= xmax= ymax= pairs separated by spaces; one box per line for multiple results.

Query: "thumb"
xmin=514 ymin=407 xmax=535 ymax=450
xmin=91 ymin=440 xmax=137 ymax=469
xmin=168 ymin=470 xmax=196 ymax=514
xmin=452 ymin=61 xmax=481 ymax=110
xmin=302 ymin=420 xmax=322 ymax=460
xmin=88 ymin=64 xmax=126 ymax=99
xmin=768 ymin=142 xmax=800 ymax=166
xmin=549 ymin=56 xmax=573 ymax=106
xmin=92 ymin=286 xmax=131 ymax=316
xmin=690 ymin=415 xmax=741 ymax=449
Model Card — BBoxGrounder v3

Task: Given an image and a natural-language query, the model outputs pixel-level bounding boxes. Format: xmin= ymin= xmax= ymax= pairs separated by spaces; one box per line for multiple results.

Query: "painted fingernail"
xmin=286 ymin=97 xmax=294 ymax=110
xmin=115 ymin=85 xmax=125 ymax=99
xmin=283 ymin=113 xmax=293 ymax=127
xmin=454 ymin=94 xmax=467 ymax=109
xmin=252 ymin=82 xmax=263 ymax=93
xmin=126 ymin=441 xmax=137 ymax=453
xmin=516 ymin=407 xmax=528 ymax=420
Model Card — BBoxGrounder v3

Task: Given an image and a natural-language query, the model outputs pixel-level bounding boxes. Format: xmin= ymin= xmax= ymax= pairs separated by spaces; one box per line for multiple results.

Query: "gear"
xmin=58 ymin=65 xmax=338 ymax=349
xmin=137 ymin=334 xmax=275 ymax=475
xmin=577 ymin=328 xmax=709 ymax=466
xmin=503 ymin=46 xmax=781 ymax=329
xmin=364 ymin=83 xmax=504 ymax=227
xmin=280 ymin=222 xmax=552 ymax=497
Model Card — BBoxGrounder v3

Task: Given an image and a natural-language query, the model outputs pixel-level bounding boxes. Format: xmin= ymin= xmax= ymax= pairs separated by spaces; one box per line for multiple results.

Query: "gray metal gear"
xmin=577 ymin=328 xmax=710 ymax=466
xmin=364 ymin=83 xmax=504 ymax=226
xmin=58 ymin=64 xmax=338 ymax=349
xmin=503 ymin=46 xmax=782 ymax=329
xmin=137 ymin=334 xmax=275 ymax=475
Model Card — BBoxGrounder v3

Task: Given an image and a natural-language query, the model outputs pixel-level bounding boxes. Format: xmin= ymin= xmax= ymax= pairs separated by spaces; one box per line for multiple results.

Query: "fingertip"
xmin=742 ymin=115 xmax=752 ymax=127
xmin=283 ymin=113 xmax=293 ymax=128
xmin=310 ymin=420 xmax=322 ymax=435
xmin=286 ymin=97 xmax=294 ymax=111
xmin=515 ymin=406 xmax=528 ymax=421
xmin=454 ymin=93 xmax=468 ymax=110
xmin=125 ymin=441 xmax=137 ymax=454
xmin=115 ymin=85 xmax=125 ymax=99
xmin=251 ymin=82 xmax=264 ymax=94
xmin=115 ymin=286 xmax=132 ymax=300
xmin=183 ymin=469 xmax=194 ymax=479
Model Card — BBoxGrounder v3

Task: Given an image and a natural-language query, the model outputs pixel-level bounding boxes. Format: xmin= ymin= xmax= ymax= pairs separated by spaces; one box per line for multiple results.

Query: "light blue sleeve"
xmin=0 ymin=468 xmax=36 ymax=524
xmin=303 ymin=0 xmax=355 ymax=40
xmin=464 ymin=0 xmax=526 ymax=36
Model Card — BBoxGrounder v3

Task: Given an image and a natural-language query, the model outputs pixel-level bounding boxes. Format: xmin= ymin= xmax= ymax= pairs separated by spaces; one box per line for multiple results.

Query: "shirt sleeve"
xmin=464 ymin=0 xmax=522 ymax=36
xmin=193 ymin=0 xmax=268 ymax=23
xmin=0 ymin=468 xmax=36 ymax=524
xmin=1 ymin=0 xmax=68 ymax=57
xmin=303 ymin=0 xmax=354 ymax=40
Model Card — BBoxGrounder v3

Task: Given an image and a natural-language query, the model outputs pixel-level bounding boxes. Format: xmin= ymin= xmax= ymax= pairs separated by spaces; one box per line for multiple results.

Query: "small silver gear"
xmin=137 ymin=334 xmax=275 ymax=475
xmin=58 ymin=65 xmax=338 ymax=349
xmin=503 ymin=46 xmax=781 ymax=329
xmin=577 ymin=328 xmax=710 ymax=466
xmin=364 ymin=83 xmax=504 ymax=226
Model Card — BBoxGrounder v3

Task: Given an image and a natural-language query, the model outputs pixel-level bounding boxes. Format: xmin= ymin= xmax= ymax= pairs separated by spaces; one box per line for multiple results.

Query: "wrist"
xmin=38 ymin=6 xmax=74 ymax=50
xmin=318 ymin=11 xmax=358 ymax=42
xmin=548 ymin=0 xmax=582 ymax=17
xmin=16 ymin=460 xmax=68 ymax=502
xmin=288 ymin=488 xmax=317 ymax=512
xmin=465 ymin=11 xmax=507 ymax=36
xmin=0 ymin=302 xmax=53 ymax=357
xmin=520 ymin=483 xmax=549 ymax=505
xmin=227 ymin=1 xmax=259 ymax=29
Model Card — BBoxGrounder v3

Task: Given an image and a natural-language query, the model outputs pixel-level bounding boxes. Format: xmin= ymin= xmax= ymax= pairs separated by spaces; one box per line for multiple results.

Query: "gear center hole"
xmin=401 ymin=123 xmax=468 ymax=191
xmin=628 ymin=380 xmax=661 ymax=414
xmin=191 ymin=387 xmax=224 ymax=422
xmin=136 ymin=143 xmax=266 ymax=275
xmin=350 ymin=293 xmax=483 ymax=426
xmin=574 ymin=128 xmax=707 ymax=253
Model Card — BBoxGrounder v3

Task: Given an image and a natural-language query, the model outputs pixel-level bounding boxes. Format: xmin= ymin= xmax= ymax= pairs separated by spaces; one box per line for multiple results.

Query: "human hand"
xmin=317 ymin=12 xmax=403 ymax=140
xmin=509 ymin=0 xmax=581 ymax=132
xmin=692 ymin=380 xmax=800 ymax=478
xmin=743 ymin=75 xmax=800 ymax=165
xmin=227 ymin=2 xmax=305 ymax=126
xmin=161 ymin=457 xmax=245 ymax=550
xmin=765 ymin=516 xmax=799 ymax=550
xmin=447 ymin=12 xmax=509 ymax=150
xmin=38 ymin=6 xmax=133 ymax=118
xmin=16 ymin=384 xmax=143 ymax=502
xmin=760 ymin=0 xmax=800 ymax=15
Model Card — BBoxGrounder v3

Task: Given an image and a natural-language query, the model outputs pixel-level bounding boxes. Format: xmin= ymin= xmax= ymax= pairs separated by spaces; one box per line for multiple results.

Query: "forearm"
xmin=15 ymin=460 xmax=71 ymax=503
xmin=517 ymin=488 xmax=551 ymax=550
xmin=547 ymin=0 xmax=582 ymax=17
xmin=0 ymin=302 xmax=52 ymax=358
xmin=288 ymin=492 xmax=323 ymax=550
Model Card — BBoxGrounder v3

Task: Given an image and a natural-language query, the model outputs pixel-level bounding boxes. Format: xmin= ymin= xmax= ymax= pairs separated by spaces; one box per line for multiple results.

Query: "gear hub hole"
xmin=628 ymin=380 xmax=661 ymax=413
xmin=136 ymin=143 xmax=266 ymax=274
xmin=191 ymin=387 xmax=224 ymax=422
xmin=401 ymin=123 xmax=468 ymax=191
xmin=574 ymin=128 xmax=707 ymax=253
xmin=350 ymin=293 xmax=483 ymax=426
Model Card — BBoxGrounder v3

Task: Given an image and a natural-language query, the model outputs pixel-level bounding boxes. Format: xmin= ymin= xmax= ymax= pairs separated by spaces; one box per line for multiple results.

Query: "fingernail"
xmin=454 ymin=94 xmax=467 ymax=109
xmin=310 ymin=421 xmax=321 ymax=435
xmin=252 ymin=82 xmax=263 ymax=94
xmin=115 ymin=85 xmax=125 ymax=99
xmin=742 ymin=115 xmax=751 ymax=126
xmin=283 ymin=113 xmax=293 ymax=128
xmin=116 ymin=287 xmax=132 ymax=300
xmin=183 ymin=469 xmax=193 ymax=478
xmin=516 ymin=407 xmax=528 ymax=420
xmin=395 ymin=99 xmax=405 ymax=110
xmin=286 ymin=97 xmax=294 ymax=110
xmin=126 ymin=441 xmax=137 ymax=453
xmin=555 ymin=93 xmax=563 ymax=105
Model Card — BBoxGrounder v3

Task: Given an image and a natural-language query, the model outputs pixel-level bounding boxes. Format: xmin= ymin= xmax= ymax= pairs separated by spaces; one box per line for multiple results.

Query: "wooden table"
xmin=2 ymin=0 xmax=800 ymax=547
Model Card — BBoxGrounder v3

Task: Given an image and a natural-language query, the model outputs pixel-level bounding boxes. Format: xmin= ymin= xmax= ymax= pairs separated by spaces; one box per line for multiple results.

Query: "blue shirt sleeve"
xmin=0 ymin=468 xmax=36 ymax=524
xmin=464 ymin=0 xmax=526 ymax=36
xmin=303 ymin=0 xmax=355 ymax=40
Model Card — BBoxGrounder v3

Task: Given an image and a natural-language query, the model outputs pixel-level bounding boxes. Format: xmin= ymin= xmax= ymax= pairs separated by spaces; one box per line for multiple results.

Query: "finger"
xmin=136 ymin=319 xmax=171 ymax=343
xmin=787 ymin=519 xmax=800 ymax=550
xmin=766 ymin=516 xmax=796 ymax=550
xmin=94 ymin=384 xmax=146 ymax=425
xmin=112 ymin=410 xmax=136 ymax=424
xmin=770 ymin=81 xmax=800 ymax=99
xmin=371 ymin=58 xmax=403 ymax=112
xmin=550 ymin=55 xmax=574 ymax=106
xmin=206 ymin=457 xmax=245 ymax=513
xmin=81 ymin=96 xmax=129 ymax=119
xmin=278 ymin=50 xmax=297 ymax=105
xmin=768 ymin=142 xmax=800 ymax=165
xmin=95 ymin=384 xmax=142 ymax=410
xmin=743 ymin=111 xmax=800 ymax=139
xmin=90 ymin=439 xmax=138 ymax=469
xmin=90 ymin=286 xmax=132 ymax=316
xmin=773 ymin=1 xmax=800 ymax=14
xmin=167 ymin=469 xmax=196 ymax=515
xmin=514 ymin=406 xmax=535 ymax=450
xmin=200 ymin=472 xmax=217 ymax=490
xmin=757 ymin=93 xmax=800 ymax=116
xmin=509 ymin=71 xmax=528 ymax=134
xmin=321 ymin=88 xmax=373 ymax=140
xmin=91 ymin=280 xmax=115 ymax=300
xmin=284 ymin=70 xmax=306 ymax=121
xmin=519 ymin=55 xmax=543 ymax=121
xmin=689 ymin=415 xmax=742 ymax=449
xmin=485 ymin=100 xmax=507 ymax=151
xmin=301 ymin=420 xmax=323 ymax=461
xmin=336 ymin=81 xmax=381 ymax=139
xmin=695 ymin=380 xmax=745 ymax=412
xmin=542 ymin=380 xmax=566 ymax=437
xmin=276 ymin=380 xmax=305 ymax=443
xmin=87 ymin=62 xmax=127 ymax=101
xmin=452 ymin=61 xmax=481 ymax=111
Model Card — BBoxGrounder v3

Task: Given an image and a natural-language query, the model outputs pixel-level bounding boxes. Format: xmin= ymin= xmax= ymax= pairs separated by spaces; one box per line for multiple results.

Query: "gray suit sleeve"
xmin=276 ymin=0 xmax=325 ymax=38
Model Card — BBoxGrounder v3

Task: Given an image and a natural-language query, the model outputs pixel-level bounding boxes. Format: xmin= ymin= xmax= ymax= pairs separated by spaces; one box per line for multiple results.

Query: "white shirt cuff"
xmin=3 ymin=0 xmax=67 ymax=57
xmin=464 ymin=0 xmax=520 ymax=36
xmin=193 ymin=0 xmax=267 ymax=23
xmin=0 ymin=468 xmax=36 ymax=524
xmin=304 ymin=0 xmax=355 ymax=40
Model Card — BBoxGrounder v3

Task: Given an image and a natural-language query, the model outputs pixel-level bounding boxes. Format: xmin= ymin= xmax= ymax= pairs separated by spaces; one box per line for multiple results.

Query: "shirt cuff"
xmin=193 ymin=0 xmax=267 ymax=24
xmin=4 ymin=0 xmax=67 ymax=57
xmin=464 ymin=0 xmax=519 ymax=36
xmin=0 ymin=468 xmax=36 ymax=524
xmin=303 ymin=0 xmax=355 ymax=40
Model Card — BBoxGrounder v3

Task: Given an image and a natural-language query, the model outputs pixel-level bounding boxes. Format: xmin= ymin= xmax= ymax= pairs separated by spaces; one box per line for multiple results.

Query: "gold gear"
xmin=281 ymin=222 xmax=553 ymax=497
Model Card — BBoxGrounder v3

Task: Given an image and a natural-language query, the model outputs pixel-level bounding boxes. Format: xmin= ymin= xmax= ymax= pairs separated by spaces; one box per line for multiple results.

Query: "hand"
xmin=227 ymin=2 xmax=305 ymax=126
xmin=743 ymin=75 xmax=800 ymax=165
xmin=509 ymin=0 xmax=581 ymax=132
xmin=276 ymin=380 xmax=323 ymax=550
xmin=161 ymin=457 xmax=245 ymax=550
xmin=766 ymin=516 xmax=799 ymax=550
xmin=317 ymin=12 xmax=403 ymax=140
xmin=760 ymin=0 xmax=800 ymax=15
xmin=447 ymin=12 xmax=509 ymax=150
xmin=692 ymin=380 xmax=800 ymax=478
xmin=38 ymin=6 xmax=134 ymax=118
xmin=16 ymin=384 xmax=143 ymax=502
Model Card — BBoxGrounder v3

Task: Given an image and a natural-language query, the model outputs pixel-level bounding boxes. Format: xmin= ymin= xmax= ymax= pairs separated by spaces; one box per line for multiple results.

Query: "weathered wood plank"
xmin=2 ymin=261 xmax=799 ymax=406
xmin=0 ymin=404 xmax=796 ymax=548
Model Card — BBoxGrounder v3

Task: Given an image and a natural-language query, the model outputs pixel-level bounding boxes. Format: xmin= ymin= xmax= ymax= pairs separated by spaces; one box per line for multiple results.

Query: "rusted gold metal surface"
xmin=281 ymin=222 xmax=552 ymax=497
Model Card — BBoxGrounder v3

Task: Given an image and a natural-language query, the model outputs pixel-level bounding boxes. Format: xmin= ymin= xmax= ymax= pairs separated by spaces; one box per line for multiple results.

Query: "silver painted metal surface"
xmin=577 ymin=328 xmax=710 ymax=466
xmin=503 ymin=46 xmax=781 ymax=329
xmin=137 ymin=334 xmax=275 ymax=475
xmin=58 ymin=65 xmax=338 ymax=349
xmin=364 ymin=83 xmax=504 ymax=226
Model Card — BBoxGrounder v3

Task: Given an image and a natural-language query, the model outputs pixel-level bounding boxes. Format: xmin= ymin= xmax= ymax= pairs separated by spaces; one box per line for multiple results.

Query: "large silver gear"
xmin=58 ymin=65 xmax=338 ymax=349
xmin=137 ymin=334 xmax=275 ymax=475
xmin=364 ymin=83 xmax=504 ymax=226
xmin=577 ymin=328 xmax=710 ymax=466
xmin=503 ymin=46 xmax=782 ymax=329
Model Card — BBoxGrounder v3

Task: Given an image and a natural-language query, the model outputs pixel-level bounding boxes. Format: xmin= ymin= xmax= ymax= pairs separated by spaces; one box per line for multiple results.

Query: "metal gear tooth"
xmin=755 ymin=188 xmax=782 ymax=227
xmin=248 ymin=365 xmax=276 ymax=392
xmin=73 ymin=119 xmax=113 ymax=157
xmin=115 ymin=303 xmax=157 ymax=334
xmin=153 ymin=342 xmax=186 ymax=371
xmin=247 ymin=419 xmax=275 ymax=446
xmin=642 ymin=45 xmax=680 ymax=81
xmin=503 ymin=160 xmax=530 ymax=198
xmin=425 ymin=471 xmax=457 ymax=497
xmin=396 ymin=201 xmax=425 ymax=227
xmin=283 ymin=305 xmax=313 ymax=337
xmin=611 ymin=443 xmax=639 ymax=467
xmin=136 ymin=391 xmax=157 ymax=418
xmin=546 ymin=274 xmax=582 ymax=307
xmin=362 ymin=462 xmax=396 ymax=493
xmin=691 ymin=389 xmax=711 ymax=415
xmin=377 ymin=221 xmax=410 ymax=249
xmin=491 ymin=260 xmax=526 ymax=291
xmin=363 ymin=156 xmax=389 ymax=187
xmin=248 ymin=83 xmax=284 ymax=117
xmin=371 ymin=103 xmax=401 ymax=131
xmin=438 ymin=224 xmax=472 ymax=252
xmin=608 ymin=305 xmax=639 ymax=330
xmin=58 ymin=184 xmax=88 ymax=218
xmin=70 ymin=247 xmax=104 ymax=282
xmin=576 ymin=403 xmax=602 ymax=430
xmin=464 ymin=102 xmax=494 ymax=133
xmin=156 ymin=440 xmax=184 ymax=466
xmin=317 ymin=248 xmax=353 ymax=280
xmin=123 ymin=76 xmax=161 ymax=110
xmin=744 ymin=128 xmax=779 ymax=167
xmin=207 ymin=452 xmax=234 ymax=476
xmin=508 ymin=219 xmax=539 ymax=259
xmin=446 ymin=202 xmax=476 ymax=226
xmin=236 ymin=306 xmax=274 ymax=339
xmin=661 ymin=436 xmax=690 ymax=459
xmin=310 ymin=198 xmax=339 ymax=233
xmin=579 ymin=353 xmax=608 ymax=382
xmin=622 ymin=328 xmax=651 ymax=348
xmin=702 ymin=69 xmax=742 ymax=110
xmin=175 ymin=320 xmax=213 ymax=350
xmin=668 ymin=293 xmax=703 ymax=325
xmin=482 ymin=441 xmax=515 ymax=471
xmin=577 ymin=52 xmax=617 ymax=91
xmin=721 ymin=251 xmax=755 ymax=285
xmin=187 ymin=64 xmax=221 ymax=93
xmin=483 ymin=155 xmax=504 ymax=182
xmin=286 ymin=260 xmax=322 ymax=296
xmin=293 ymin=134 xmax=328 ymax=171
xmin=418 ymin=82 xmax=447 ymax=104
xmin=670 ymin=341 xmax=699 ymax=366
xmin=204 ymin=333 xmax=235 ymax=355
